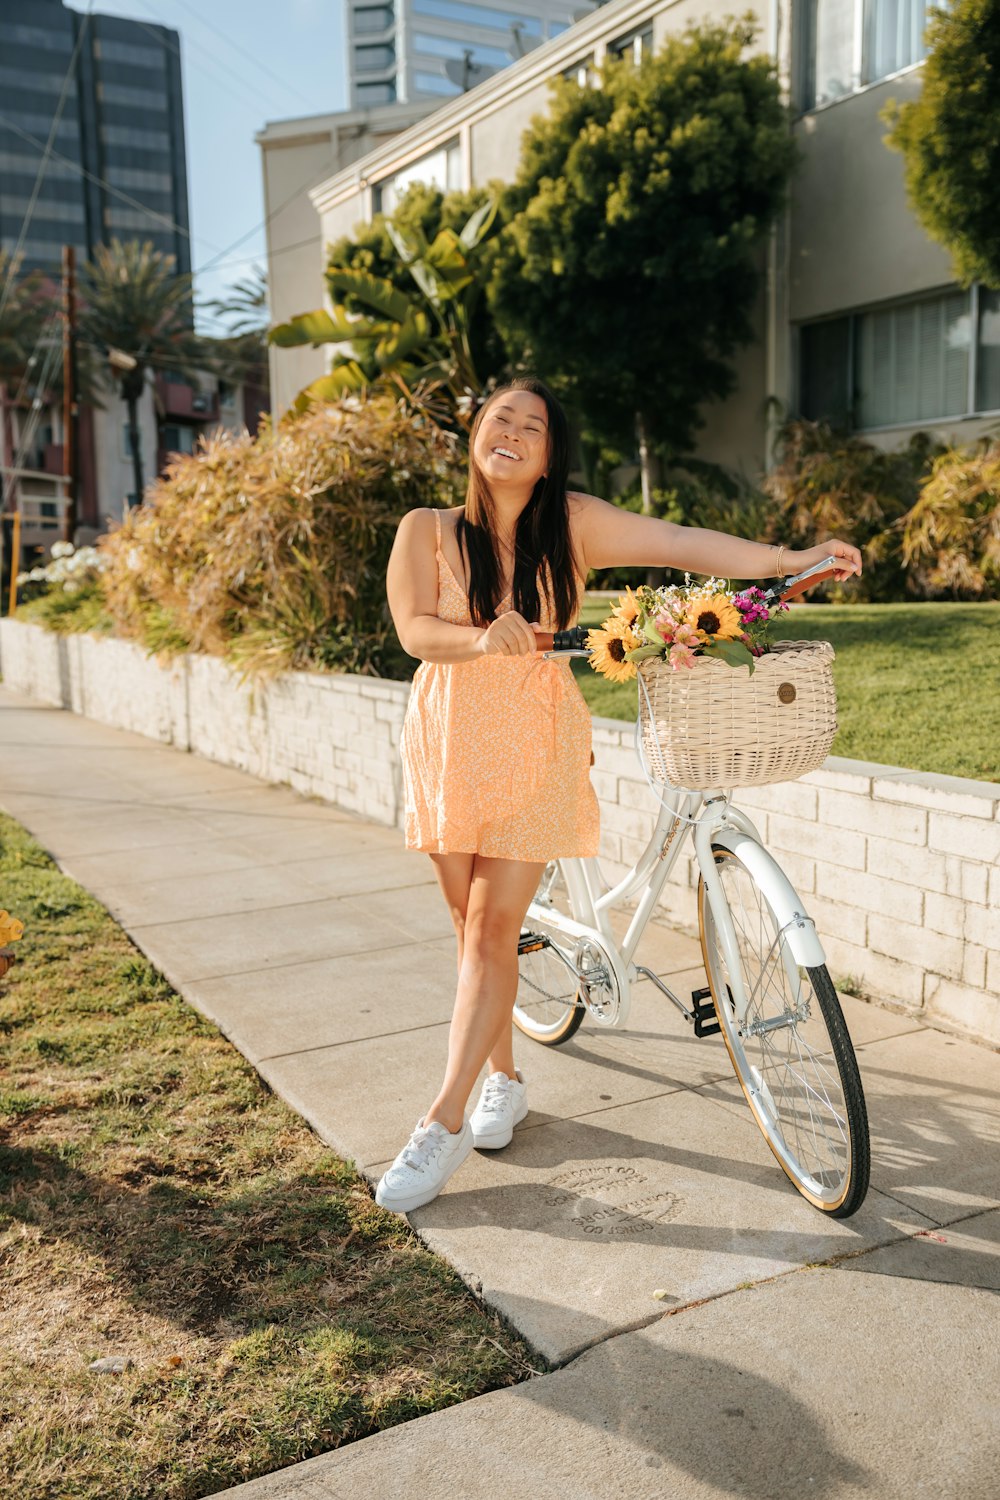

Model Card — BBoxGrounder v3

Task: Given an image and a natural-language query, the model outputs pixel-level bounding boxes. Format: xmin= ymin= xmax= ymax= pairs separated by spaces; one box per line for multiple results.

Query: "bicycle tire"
xmin=513 ymin=860 xmax=587 ymax=1047
xmin=698 ymin=846 xmax=870 ymax=1218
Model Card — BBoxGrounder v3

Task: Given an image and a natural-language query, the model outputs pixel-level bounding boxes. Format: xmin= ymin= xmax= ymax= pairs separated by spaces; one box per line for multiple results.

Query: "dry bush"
xmin=902 ymin=439 xmax=1000 ymax=599
xmin=99 ymin=394 xmax=465 ymax=678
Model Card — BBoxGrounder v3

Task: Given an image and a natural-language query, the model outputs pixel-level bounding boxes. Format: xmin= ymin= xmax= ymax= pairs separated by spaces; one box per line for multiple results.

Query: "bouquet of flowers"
xmin=0 ymin=908 xmax=24 ymax=981
xmin=587 ymin=577 xmax=790 ymax=684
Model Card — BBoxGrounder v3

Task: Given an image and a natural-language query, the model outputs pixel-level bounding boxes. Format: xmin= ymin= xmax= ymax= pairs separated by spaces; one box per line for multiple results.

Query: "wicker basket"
xmin=637 ymin=639 xmax=837 ymax=790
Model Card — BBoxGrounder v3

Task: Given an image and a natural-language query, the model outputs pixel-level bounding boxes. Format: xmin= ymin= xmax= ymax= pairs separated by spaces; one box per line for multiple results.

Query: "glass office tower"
xmin=0 ymin=0 xmax=191 ymax=277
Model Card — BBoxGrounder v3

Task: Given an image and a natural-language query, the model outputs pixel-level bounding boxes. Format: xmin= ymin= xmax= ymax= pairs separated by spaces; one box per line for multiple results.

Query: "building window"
xmin=413 ymin=33 xmax=514 ymax=68
xmin=412 ymin=0 xmax=541 ymax=36
xmin=801 ymin=0 xmax=932 ymax=111
xmin=355 ymin=79 xmax=397 ymax=104
xmin=355 ymin=43 xmax=395 ymax=72
xmin=975 ymin=289 xmax=1000 ymax=413
xmin=354 ymin=5 xmax=394 ymax=33
xmin=94 ymin=39 xmax=164 ymax=70
xmin=160 ymin=424 xmax=196 ymax=456
xmin=798 ymin=286 xmax=1000 ymax=432
xmin=608 ymin=26 xmax=653 ymax=65
xmin=374 ymin=138 xmax=462 ymax=214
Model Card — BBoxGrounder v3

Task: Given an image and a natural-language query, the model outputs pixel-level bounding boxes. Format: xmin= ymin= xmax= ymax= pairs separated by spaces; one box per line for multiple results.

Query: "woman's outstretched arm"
xmin=572 ymin=493 xmax=862 ymax=582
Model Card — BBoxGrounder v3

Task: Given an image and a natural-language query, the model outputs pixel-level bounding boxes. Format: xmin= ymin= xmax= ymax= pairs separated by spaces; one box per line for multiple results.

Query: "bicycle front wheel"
xmin=513 ymin=860 xmax=587 ymax=1046
xmin=698 ymin=846 xmax=870 ymax=1218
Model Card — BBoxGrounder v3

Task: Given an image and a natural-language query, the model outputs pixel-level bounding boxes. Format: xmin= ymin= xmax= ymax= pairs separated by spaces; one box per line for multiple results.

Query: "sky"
xmin=70 ymin=0 xmax=349 ymax=331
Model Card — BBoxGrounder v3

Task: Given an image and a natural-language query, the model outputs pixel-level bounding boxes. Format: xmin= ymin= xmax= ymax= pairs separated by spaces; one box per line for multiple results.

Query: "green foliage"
xmin=272 ymin=192 xmax=503 ymax=416
xmin=761 ymin=419 xmax=943 ymax=600
xmin=882 ymin=0 xmax=1000 ymax=287
xmin=325 ymin=183 xmax=509 ymax=387
xmin=79 ymin=238 xmax=206 ymax=399
xmin=901 ymin=439 xmax=1000 ymax=597
xmin=489 ymin=17 xmax=798 ymax=458
xmin=97 ymin=394 xmax=465 ymax=678
xmin=0 ymin=251 xmax=47 ymax=389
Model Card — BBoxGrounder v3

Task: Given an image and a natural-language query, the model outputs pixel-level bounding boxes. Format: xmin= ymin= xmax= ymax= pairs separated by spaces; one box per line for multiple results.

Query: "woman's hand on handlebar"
xmin=791 ymin=540 xmax=863 ymax=583
xmin=477 ymin=611 xmax=544 ymax=656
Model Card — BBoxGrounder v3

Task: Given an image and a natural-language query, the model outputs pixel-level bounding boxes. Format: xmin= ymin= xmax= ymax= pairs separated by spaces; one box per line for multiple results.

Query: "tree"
xmin=78 ymin=239 xmax=206 ymax=506
xmin=270 ymin=193 xmax=503 ymax=419
xmin=0 ymin=251 xmax=48 ymax=514
xmin=204 ymin=265 xmax=270 ymax=384
xmin=489 ymin=18 xmax=797 ymax=508
xmin=882 ymin=0 xmax=1000 ymax=288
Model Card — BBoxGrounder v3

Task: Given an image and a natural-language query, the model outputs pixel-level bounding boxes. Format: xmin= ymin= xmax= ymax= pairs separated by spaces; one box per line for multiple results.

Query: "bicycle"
xmin=519 ymin=558 xmax=871 ymax=1219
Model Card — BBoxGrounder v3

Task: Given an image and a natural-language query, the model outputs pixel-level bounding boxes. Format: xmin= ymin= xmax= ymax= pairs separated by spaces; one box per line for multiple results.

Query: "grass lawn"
xmin=575 ymin=598 xmax=1000 ymax=784
xmin=0 ymin=813 xmax=534 ymax=1500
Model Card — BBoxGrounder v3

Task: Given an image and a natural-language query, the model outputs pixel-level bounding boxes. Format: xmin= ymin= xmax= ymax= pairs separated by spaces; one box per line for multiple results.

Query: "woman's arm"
xmin=572 ymin=493 xmax=862 ymax=582
xmin=386 ymin=510 xmax=541 ymax=663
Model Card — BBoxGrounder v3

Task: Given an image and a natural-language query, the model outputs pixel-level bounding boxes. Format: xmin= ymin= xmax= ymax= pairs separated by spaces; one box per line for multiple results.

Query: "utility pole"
xmin=61 ymin=244 xmax=79 ymax=545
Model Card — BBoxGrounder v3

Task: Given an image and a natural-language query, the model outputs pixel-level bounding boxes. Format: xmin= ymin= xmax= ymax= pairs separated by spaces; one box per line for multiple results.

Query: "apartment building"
xmin=265 ymin=0 xmax=996 ymax=478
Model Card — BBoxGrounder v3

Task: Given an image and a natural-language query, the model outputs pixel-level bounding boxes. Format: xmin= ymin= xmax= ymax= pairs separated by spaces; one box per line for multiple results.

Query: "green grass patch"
xmin=575 ymin=597 xmax=999 ymax=782
xmin=0 ymin=813 xmax=536 ymax=1500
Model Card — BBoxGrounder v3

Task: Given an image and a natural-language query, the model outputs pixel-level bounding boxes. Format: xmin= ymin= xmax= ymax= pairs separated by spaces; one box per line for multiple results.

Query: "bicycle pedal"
xmin=518 ymin=933 xmax=549 ymax=955
xmin=690 ymin=986 xmax=722 ymax=1038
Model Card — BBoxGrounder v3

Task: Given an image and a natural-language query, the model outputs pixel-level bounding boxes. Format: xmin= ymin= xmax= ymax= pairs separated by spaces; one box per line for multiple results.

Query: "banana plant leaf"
xmin=325 ymin=268 xmax=414 ymax=323
xmin=289 ymin=361 xmax=370 ymax=414
xmin=459 ymin=197 xmax=499 ymax=249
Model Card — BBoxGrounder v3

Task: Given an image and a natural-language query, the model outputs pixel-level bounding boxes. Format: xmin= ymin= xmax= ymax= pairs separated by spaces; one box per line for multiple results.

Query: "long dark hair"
xmin=456 ymin=377 xmax=577 ymax=631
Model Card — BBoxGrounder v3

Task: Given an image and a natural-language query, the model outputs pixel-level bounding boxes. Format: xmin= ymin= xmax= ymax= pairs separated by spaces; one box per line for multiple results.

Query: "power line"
xmin=126 ymin=0 xmax=299 ymax=124
xmin=0 ymin=111 xmax=217 ymax=255
xmin=169 ymin=0 xmax=306 ymax=112
xmin=0 ymin=4 xmax=93 ymax=323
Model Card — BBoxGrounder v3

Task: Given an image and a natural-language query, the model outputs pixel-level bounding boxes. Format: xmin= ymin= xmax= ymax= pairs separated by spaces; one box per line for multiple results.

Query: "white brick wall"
xmin=3 ymin=617 xmax=998 ymax=1047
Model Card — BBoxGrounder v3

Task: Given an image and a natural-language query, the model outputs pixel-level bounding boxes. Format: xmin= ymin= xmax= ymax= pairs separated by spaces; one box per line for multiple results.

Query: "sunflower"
xmin=683 ymin=592 xmax=743 ymax=642
xmin=587 ymin=615 xmax=641 ymax=683
xmin=612 ymin=586 xmax=640 ymax=627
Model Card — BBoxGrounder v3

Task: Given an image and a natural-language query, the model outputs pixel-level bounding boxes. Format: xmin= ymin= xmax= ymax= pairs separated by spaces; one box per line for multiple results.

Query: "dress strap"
xmin=433 ymin=508 xmax=442 ymax=550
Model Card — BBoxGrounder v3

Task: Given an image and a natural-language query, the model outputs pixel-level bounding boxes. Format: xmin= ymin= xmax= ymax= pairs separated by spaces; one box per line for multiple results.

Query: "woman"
xmin=378 ymin=377 xmax=861 ymax=1214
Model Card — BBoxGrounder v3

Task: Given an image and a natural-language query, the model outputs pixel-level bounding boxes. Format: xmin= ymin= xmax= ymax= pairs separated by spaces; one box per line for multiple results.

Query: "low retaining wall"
xmin=3 ymin=617 xmax=997 ymax=1047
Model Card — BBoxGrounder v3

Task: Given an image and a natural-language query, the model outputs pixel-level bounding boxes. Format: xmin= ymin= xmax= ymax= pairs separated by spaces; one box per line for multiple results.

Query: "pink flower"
xmin=669 ymin=643 xmax=696 ymax=671
xmin=673 ymin=623 xmax=700 ymax=649
xmin=654 ymin=612 xmax=676 ymax=644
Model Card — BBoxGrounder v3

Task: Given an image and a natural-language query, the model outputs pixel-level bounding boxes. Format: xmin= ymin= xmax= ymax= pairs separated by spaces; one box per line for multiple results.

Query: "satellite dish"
xmin=443 ymin=52 xmax=498 ymax=90
xmin=509 ymin=23 xmax=541 ymax=58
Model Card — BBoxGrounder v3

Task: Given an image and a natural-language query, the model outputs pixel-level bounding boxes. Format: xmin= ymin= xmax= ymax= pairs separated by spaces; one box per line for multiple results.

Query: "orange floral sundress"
xmin=400 ymin=510 xmax=601 ymax=860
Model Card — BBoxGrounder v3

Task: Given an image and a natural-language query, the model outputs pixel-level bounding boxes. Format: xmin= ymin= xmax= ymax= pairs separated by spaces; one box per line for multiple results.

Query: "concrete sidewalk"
xmin=1 ymin=685 xmax=998 ymax=1498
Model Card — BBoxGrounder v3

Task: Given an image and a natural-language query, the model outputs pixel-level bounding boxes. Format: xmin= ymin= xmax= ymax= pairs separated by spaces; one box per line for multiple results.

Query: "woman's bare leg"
xmin=424 ymin=855 xmax=543 ymax=1133
xmin=429 ymin=852 xmax=474 ymax=973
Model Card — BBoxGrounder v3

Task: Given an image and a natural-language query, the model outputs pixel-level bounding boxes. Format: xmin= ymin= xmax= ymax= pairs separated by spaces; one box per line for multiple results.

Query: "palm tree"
xmin=203 ymin=265 xmax=269 ymax=394
xmin=0 ymin=252 xmax=48 ymax=513
xmin=78 ymin=239 xmax=206 ymax=506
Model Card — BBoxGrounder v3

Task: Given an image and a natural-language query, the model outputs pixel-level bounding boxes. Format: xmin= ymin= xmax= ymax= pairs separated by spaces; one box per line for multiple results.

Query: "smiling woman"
xmin=378 ymin=374 xmax=863 ymax=1217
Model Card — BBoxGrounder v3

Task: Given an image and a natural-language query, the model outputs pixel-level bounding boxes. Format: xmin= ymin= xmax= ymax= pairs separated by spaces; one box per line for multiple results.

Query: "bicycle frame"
xmin=526 ymin=782 xmax=826 ymax=1030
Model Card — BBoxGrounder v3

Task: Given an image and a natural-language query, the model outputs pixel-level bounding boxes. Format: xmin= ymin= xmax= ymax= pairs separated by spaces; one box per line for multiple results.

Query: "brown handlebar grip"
xmin=779 ymin=564 xmax=840 ymax=602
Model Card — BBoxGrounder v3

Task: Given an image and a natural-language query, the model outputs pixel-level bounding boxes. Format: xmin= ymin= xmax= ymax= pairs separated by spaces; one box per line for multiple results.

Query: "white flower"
xmin=63 ymin=580 xmax=80 ymax=594
xmin=50 ymin=540 xmax=74 ymax=559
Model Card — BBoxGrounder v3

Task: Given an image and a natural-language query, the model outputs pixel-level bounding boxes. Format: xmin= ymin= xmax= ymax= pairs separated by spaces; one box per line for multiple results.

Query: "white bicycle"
xmin=519 ymin=562 xmax=870 ymax=1219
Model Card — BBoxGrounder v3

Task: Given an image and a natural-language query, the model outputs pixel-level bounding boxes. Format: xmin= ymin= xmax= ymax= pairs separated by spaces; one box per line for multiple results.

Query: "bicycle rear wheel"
xmin=513 ymin=861 xmax=587 ymax=1046
xmin=698 ymin=846 xmax=870 ymax=1217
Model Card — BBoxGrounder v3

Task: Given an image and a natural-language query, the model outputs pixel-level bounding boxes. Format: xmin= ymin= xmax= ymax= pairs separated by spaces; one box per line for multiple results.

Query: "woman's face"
xmin=472 ymin=389 xmax=550 ymax=494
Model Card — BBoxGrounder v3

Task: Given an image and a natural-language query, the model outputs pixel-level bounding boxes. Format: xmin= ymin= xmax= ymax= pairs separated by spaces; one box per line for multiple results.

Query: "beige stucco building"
xmin=261 ymin=0 xmax=999 ymax=478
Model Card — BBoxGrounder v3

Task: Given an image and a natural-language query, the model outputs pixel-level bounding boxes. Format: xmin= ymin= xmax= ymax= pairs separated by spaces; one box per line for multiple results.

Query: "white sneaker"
xmin=470 ymin=1070 xmax=528 ymax=1149
xmin=375 ymin=1117 xmax=474 ymax=1214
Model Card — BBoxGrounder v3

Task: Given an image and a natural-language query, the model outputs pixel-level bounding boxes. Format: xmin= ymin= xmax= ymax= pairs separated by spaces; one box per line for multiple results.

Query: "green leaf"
xmin=269 ymin=309 xmax=347 ymax=348
xmin=623 ymin=642 xmax=664 ymax=663
xmin=701 ymin=639 xmax=756 ymax=674
xmin=459 ymin=196 xmax=499 ymax=249
xmin=374 ymin=309 xmax=434 ymax=367
xmin=289 ymin=363 xmax=369 ymax=414
xmin=641 ymin=615 xmax=665 ymax=644
xmin=325 ymin=268 xmax=413 ymax=323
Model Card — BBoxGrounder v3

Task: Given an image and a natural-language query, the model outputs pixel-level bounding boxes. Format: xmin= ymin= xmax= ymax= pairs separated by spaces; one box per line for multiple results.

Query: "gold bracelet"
xmin=774 ymin=543 xmax=786 ymax=577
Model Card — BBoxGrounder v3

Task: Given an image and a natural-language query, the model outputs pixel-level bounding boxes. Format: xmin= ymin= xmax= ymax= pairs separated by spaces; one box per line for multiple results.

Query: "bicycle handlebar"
xmin=533 ymin=556 xmax=843 ymax=653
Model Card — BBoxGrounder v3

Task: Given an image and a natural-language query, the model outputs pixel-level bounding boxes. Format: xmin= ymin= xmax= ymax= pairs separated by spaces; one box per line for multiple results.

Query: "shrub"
xmin=761 ymin=419 xmax=941 ymax=600
xmin=901 ymin=440 xmax=1000 ymax=599
xmin=98 ymin=394 xmax=465 ymax=678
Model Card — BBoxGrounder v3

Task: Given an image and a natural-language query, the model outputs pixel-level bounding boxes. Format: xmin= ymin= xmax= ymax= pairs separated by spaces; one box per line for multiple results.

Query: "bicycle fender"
xmin=709 ymin=828 xmax=827 ymax=968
